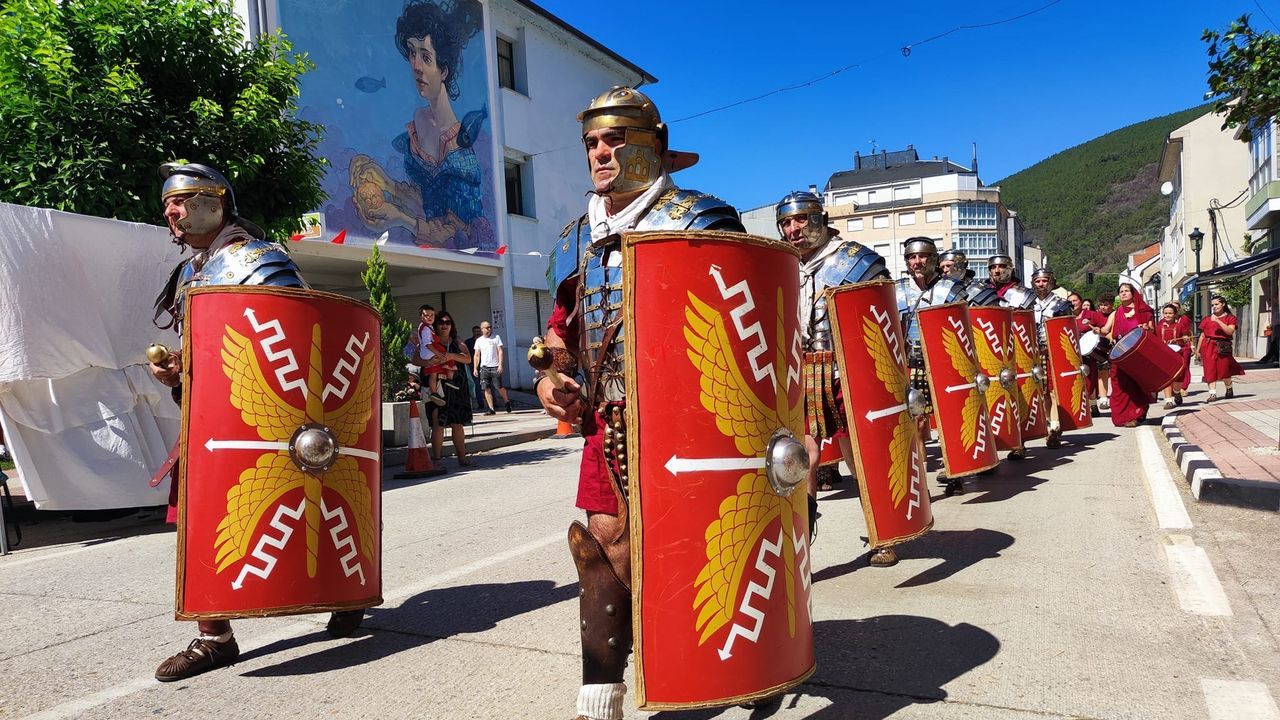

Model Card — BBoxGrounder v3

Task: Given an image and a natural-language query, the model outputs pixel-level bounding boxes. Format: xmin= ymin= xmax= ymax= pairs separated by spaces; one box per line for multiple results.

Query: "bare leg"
xmin=451 ymin=423 xmax=473 ymax=465
xmin=484 ymin=387 xmax=495 ymax=412
xmin=431 ymin=422 xmax=445 ymax=461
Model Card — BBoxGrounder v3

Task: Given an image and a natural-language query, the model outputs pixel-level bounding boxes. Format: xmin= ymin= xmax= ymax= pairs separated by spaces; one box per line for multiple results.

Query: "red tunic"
xmin=1109 ymin=303 xmax=1154 ymax=426
xmin=1198 ymin=314 xmax=1246 ymax=384
xmin=548 ymin=277 xmax=620 ymax=514
xmin=1075 ymin=309 xmax=1109 ymax=385
xmin=1155 ymin=316 xmax=1193 ymax=391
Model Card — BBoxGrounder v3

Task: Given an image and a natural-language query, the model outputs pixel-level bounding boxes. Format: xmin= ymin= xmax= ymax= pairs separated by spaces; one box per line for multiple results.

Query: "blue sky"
xmin=533 ymin=0 xmax=1266 ymax=210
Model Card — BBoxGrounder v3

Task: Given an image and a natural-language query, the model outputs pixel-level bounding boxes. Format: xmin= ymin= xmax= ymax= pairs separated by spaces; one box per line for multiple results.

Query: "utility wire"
xmin=1254 ymin=0 xmax=1280 ymax=32
xmin=527 ymin=0 xmax=1067 ymax=157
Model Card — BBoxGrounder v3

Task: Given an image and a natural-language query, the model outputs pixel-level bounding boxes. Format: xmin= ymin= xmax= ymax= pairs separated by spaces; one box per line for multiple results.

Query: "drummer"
xmin=1090 ymin=292 xmax=1116 ymax=410
xmin=1097 ymin=282 xmax=1155 ymax=427
xmin=1155 ymin=302 xmax=1193 ymax=408
xmin=1070 ymin=291 xmax=1109 ymax=412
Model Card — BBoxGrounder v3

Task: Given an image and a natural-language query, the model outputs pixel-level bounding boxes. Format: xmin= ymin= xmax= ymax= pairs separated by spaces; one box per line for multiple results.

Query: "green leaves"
xmin=0 ymin=0 xmax=326 ymax=240
xmin=1203 ymin=14 xmax=1280 ymax=140
xmin=363 ymin=245 xmax=412 ymax=401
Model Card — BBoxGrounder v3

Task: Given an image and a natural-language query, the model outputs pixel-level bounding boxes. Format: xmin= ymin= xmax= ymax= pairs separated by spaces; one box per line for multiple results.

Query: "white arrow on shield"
xmin=664 ymin=455 xmax=764 ymax=476
xmin=204 ymin=438 xmax=379 ymax=462
xmin=944 ymin=381 xmax=977 ymax=393
xmin=864 ymin=403 xmax=908 ymax=422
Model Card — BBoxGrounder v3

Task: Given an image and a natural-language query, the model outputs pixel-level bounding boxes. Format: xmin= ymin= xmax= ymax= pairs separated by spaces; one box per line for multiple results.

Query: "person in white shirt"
xmin=472 ymin=321 xmax=511 ymax=414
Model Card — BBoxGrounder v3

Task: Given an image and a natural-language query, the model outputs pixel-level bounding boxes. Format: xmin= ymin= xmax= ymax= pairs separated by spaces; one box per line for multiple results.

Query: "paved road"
xmin=1 ymin=421 xmax=1277 ymax=719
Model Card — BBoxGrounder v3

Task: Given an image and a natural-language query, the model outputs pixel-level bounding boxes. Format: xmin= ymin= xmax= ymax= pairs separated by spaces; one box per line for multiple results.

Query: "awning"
xmin=1194 ymin=246 xmax=1280 ymax=285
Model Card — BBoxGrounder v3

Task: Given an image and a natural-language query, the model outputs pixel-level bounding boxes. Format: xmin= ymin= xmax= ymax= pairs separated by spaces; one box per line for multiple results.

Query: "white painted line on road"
xmin=1164 ymin=544 xmax=1232 ymax=616
xmin=21 ymin=531 xmax=564 ymax=720
xmin=0 ymin=536 xmax=147 ymax=571
xmin=1137 ymin=426 xmax=1193 ymax=530
xmin=1202 ymin=678 xmax=1280 ymax=720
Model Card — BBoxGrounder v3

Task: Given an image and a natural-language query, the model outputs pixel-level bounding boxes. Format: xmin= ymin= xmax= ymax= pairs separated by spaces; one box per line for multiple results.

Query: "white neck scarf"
xmin=587 ymin=172 xmax=674 ymax=242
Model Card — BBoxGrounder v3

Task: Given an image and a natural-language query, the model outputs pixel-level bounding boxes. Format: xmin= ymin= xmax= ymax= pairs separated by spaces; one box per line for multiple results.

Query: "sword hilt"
xmin=528 ymin=341 xmax=567 ymax=392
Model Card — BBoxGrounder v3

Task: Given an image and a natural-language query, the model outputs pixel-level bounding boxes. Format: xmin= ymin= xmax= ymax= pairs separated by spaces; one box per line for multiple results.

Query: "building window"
xmin=1250 ymin=119 xmax=1274 ymax=196
xmin=497 ymin=37 xmax=516 ymax=90
xmin=848 ymin=217 xmax=864 ymax=232
xmin=953 ymin=202 xmax=998 ymax=229
xmin=872 ymin=215 xmax=889 ymax=229
xmin=893 ymin=185 xmax=913 ymax=201
xmin=925 ymin=208 xmax=943 ymax=223
xmin=505 ymin=159 xmax=533 ymax=217
xmin=954 ymin=231 xmax=999 ymax=279
xmin=898 ymin=212 xmax=916 ymax=226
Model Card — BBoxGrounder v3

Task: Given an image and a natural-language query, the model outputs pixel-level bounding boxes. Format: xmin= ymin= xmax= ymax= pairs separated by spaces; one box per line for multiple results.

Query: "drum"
xmin=1078 ymin=331 xmax=1113 ymax=364
xmin=1109 ymin=328 xmax=1184 ymax=394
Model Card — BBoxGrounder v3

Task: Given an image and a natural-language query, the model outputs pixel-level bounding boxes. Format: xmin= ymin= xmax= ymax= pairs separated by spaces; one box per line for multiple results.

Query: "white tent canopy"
xmin=0 ymin=201 xmax=186 ymax=509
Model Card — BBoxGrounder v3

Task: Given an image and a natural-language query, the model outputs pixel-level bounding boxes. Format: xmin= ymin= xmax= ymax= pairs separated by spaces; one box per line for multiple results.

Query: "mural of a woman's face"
xmin=407 ymin=35 xmax=448 ymax=101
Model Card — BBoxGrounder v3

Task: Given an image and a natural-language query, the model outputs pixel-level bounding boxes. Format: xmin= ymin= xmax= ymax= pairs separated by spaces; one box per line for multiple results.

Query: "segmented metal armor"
xmin=895 ymin=275 xmax=966 ymax=412
xmin=551 ymin=189 xmax=743 ymax=409
xmin=154 ymin=238 xmax=307 ymax=332
xmin=1033 ymin=291 xmax=1074 ymax=345
xmin=802 ymin=238 xmax=889 ymax=351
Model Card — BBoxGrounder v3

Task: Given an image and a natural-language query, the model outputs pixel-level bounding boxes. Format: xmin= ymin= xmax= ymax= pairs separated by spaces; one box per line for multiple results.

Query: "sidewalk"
xmin=1158 ymin=360 xmax=1280 ymax=511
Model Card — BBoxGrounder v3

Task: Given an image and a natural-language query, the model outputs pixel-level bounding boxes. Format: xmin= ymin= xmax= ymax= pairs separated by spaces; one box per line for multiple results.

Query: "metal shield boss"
xmin=1009 ymin=310 xmax=1049 ymax=441
xmin=827 ymin=280 xmax=933 ymax=549
xmin=176 ymin=287 xmax=382 ymax=619
xmin=917 ymin=304 xmax=999 ymax=477
xmin=968 ymin=306 xmax=1023 ymax=452
xmin=625 ymin=230 xmax=814 ymax=709
xmin=1043 ymin=316 xmax=1093 ymax=431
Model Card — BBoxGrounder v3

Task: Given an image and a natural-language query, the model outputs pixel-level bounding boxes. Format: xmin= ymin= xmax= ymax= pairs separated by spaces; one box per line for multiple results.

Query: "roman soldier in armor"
xmin=939 ymin=248 xmax=974 ymax=282
xmin=148 ymin=163 xmax=364 ymax=682
xmin=986 ymin=253 xmax=1031 ymax=307
xmin=537 ymin=87 xmax=745 ymax=720
xmin=1030 ymin=267 xmax=1074 ymax=448
xmin=776 ymin=190 xmax=888 ymax=525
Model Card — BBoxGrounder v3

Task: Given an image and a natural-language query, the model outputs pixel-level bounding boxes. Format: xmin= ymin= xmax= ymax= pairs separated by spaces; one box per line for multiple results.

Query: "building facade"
xmin=236 ymin=0 xmax=652 ymax=387
xmin=820 ymin=147 xmax=1026 ymax=281
xmin=1155 ymin=109 xmax=1251 ymax=312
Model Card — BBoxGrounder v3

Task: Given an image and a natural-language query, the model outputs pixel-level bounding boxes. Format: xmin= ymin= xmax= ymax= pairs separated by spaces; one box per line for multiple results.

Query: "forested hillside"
xmin=996 ymin=104 xmax=1212 ymax=296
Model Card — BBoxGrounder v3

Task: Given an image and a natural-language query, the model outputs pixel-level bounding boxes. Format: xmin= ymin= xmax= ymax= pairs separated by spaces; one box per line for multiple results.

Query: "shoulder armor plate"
xmin=817 ymin=240 xmax=890 ymax=287
xmin=637 ymin=188 xmax=744 ymax=232
xmin=550 ymin=214 xmax=588 ymax=292
xmin=201 ymin=239 xmax=306 ymax=288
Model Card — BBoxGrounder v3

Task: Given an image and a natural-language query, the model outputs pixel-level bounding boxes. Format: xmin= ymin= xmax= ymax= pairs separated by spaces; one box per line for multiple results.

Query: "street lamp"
xmin=1189 ymin=227 xmax=1204 ymax=323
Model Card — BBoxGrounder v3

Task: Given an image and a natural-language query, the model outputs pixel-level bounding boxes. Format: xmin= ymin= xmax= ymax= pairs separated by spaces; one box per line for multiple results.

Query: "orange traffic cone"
xmin=394 ymin=400 xmax=445 ymax=478
xmin=553 ymin=417 xmax=580 ymax=439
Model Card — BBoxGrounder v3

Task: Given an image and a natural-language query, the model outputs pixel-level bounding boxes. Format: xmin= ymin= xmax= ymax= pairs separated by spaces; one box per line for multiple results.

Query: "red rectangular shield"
xmin=1044 ymin=316 xmax=1093 ymax=431
xmin=917 ymin=304 xmax=998 ymax=477
xmin=827 ymin=280 xmax=932 ymax=550
xmin=968 ymin=306 xmax=1022 ymax=453
xmin=1010 ymin=310 xmax=1049 ymax=441
xmin=625 ymin=230 xmax=814 ymax=709
xmin=177 ymin=286 xmax=382 ymax=619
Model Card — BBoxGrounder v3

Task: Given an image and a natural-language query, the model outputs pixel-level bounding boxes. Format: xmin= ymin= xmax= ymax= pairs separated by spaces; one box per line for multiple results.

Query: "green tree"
xmin=362 ymin=246 xmax=410 ymax=402
xmin=1204 ymin=14 xmax=1280 ymax=142
xmin=0 ymin=0 xmax=325 ymax=239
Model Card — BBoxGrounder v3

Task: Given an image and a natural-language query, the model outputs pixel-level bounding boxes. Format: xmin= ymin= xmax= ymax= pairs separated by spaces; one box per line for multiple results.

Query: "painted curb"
xmin=1160 ymin=411 xmax=1280 ymax=511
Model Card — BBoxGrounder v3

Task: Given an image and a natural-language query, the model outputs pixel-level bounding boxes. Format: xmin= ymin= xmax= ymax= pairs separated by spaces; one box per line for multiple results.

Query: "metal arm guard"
xmin=569 ymin=521 xmax=633 ymax=686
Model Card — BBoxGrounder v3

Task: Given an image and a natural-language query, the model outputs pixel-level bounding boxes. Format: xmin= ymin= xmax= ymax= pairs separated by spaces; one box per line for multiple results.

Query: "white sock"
xmin=576 ymin=683 xmax=626 ymax=720
xmin=198 ymin=630 xmax=233 ymax=643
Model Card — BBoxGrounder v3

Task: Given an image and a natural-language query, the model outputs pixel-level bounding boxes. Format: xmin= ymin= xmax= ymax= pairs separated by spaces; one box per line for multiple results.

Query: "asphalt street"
xmin=1 ymin=418 xmax=1277 ymax=719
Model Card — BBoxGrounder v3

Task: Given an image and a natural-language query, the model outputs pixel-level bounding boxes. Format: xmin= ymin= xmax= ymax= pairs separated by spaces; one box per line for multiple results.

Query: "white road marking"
xmin=1164 ymin=543 xmax=1232 ymax=616
xmin=1136 ymin=427 xmax=1192 ymax=530
xmin=21 ymin=531 xmax=564 ymax=720
xmin=1201 ymin=678 xmax=1280 ymax=720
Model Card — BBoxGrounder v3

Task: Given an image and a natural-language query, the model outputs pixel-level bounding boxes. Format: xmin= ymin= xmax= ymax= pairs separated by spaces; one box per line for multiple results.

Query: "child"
xmin=408 ymin=305 xmax=453 ymax=406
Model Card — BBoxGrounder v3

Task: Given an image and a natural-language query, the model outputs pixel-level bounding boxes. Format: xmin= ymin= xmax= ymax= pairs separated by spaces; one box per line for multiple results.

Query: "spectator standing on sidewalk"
xmin=464 ymin=324 xmax=484 ymax=409
xmin=1197 ymin=295 xmax=1246 ymax=401
xmin=473 ymin=321 xmax=512 ymax=414
xmin=428 ymin=311 xmax=476 ymax=467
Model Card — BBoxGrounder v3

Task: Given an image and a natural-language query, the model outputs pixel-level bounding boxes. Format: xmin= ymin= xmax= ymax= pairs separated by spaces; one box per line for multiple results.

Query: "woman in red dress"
xmin=1196 ymin=295 xmax=1246 ymax=401
xmin=1155 ymin=303 xmax=1193 ymax=408
xmin=1099 ymin=283 xmax=1155 ymax=427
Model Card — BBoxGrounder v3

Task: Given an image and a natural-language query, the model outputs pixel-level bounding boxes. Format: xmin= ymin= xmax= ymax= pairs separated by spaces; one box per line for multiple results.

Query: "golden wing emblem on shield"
xmin=862 ymin=316 xmax=913 ymax=507
xmin=686 ymin=289 xmax=807 ymax=645
xmin=1059 ymin=328 xmax=1086 ymax=417
xmin=943 ymin=328 xmax=982 ymax=452
xmin=215 ymin=324 xmax=378 ymax=578
xmin=1014 ymin=336 xmax=1038 ymax=411
xmin=973 ymin=328 xmax=1005 ymax=410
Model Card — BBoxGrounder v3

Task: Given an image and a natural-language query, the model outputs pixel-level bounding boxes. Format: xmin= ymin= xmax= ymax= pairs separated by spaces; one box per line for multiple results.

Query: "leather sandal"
xmin=155 ymin=636 xmax=240 ymax=682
